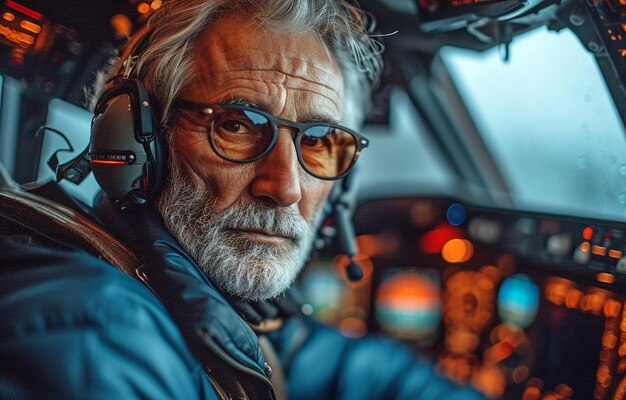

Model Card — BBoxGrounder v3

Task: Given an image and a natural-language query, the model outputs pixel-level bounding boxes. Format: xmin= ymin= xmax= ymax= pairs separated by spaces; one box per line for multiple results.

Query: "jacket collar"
xmin=94 ymin=194 xmax=267 ymax=375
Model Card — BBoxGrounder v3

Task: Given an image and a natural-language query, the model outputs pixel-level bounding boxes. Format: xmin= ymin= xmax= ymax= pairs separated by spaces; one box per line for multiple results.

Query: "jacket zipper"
xmin=200 ymin=329 xmax=277 ymax=400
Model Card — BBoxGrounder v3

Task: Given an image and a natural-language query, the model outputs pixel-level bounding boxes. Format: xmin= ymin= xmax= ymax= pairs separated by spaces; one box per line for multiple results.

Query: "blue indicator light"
xmin=446 ymin=203 xmax=466 ymax=226
xmin=497 ymin=274 xmax=540 ymax=328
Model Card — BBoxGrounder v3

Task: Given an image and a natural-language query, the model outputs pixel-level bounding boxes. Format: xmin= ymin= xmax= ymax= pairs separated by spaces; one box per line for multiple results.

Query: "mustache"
xmin=159 ymin=153 xmax=317 ymax=244
xmin=216 ymin=200 xmax=313 ymax=241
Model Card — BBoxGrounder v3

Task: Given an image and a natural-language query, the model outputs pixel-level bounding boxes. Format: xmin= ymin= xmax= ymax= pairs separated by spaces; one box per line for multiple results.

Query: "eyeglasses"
xmin=172 ymin=99 xmax=369 ymax=180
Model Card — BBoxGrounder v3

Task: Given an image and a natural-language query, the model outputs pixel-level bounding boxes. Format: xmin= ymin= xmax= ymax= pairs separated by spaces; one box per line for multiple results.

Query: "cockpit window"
xmin=359 ymin=89 xmax=457 ymax=200
xmin=441 ymin=27 xmax=626 ymax=222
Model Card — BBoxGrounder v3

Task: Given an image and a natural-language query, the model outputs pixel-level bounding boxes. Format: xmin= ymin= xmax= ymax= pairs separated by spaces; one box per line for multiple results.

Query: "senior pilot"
xmin=0 ymin=0 xmax=487 ymax=399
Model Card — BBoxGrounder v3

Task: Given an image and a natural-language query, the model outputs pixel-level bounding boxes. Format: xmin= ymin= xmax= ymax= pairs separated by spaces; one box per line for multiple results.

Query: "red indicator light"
xmin=91 ymin=160 xmax=125 ymax=165
xmin=583 ymin=227 xmax=594 ymax=241
xmin=419 ymin=223 xmax=464 ymax=255
xmin=6 ymin=1 xmax=43 ymax=22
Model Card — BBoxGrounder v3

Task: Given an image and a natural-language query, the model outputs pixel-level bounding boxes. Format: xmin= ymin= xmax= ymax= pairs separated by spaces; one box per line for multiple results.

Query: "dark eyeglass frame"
xmin=172 ymin=99 xmax=369 ymax=180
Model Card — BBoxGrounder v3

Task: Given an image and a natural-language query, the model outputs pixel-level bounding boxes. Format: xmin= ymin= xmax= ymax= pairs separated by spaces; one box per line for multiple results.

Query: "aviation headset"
xmin=89 ymin=27 xmax=166 ymax=206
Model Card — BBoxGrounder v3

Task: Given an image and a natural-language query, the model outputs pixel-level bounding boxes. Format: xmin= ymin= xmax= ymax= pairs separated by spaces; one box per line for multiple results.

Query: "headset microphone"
xmin=334 ymin=201 xmax=363 ymax=281
xmin=329 ymin=170 xmax=363 ymax=282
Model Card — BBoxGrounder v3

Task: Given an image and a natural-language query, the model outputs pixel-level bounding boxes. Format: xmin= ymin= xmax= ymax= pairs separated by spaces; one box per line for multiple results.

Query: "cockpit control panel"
xmin=303 ymin=197 xmax=626 ymax=399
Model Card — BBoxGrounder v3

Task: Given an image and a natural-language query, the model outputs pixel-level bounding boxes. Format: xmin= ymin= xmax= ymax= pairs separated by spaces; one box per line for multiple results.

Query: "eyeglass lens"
xmin=210 ymin=108 xmax=357 ymax=179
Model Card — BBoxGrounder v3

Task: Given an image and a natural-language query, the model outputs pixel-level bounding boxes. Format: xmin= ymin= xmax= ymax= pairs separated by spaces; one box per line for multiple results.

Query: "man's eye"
xmin=301 ymin=136 xmax=320 ymax=147
xmin=221 ymin=120 xmax=243 ymax=133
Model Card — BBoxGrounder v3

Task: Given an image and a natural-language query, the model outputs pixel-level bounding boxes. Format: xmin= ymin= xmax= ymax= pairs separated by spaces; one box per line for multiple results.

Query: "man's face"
xmin=158 ymin=14 xmax=345 ymax=300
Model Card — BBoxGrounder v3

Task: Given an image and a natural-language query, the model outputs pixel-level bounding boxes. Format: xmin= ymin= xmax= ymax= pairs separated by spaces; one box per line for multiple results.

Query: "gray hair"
xmin=87 ymin=0 xmax=383 ymax=129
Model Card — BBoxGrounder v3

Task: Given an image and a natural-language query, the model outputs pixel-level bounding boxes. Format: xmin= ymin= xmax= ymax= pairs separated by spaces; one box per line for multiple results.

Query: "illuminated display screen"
xmin=299 ymin=261 xmax=345 ymax=321
xmin=497 ymin=274 xmax=539 ymax=328
xmin=375 ymin=270 xmax=442 ymax=339
xmin=301 ymin=197 xmax=626 ymax=398
xmin=0 ymin=1 xmax=43 ymax=51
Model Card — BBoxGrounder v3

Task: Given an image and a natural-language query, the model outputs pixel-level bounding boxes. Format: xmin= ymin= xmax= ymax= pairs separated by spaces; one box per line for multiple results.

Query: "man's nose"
xmin=249 ymin=128 xmax=302 ymax=207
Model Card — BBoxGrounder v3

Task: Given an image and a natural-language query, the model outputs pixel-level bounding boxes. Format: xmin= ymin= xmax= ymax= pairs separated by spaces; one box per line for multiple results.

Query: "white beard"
xmin=157 ymin=154 xmax=320 ymax=301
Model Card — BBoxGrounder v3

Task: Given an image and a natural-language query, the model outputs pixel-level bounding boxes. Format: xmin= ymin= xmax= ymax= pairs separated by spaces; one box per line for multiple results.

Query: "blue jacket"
xmin=0 ymin=187 xmax=486 ymax=399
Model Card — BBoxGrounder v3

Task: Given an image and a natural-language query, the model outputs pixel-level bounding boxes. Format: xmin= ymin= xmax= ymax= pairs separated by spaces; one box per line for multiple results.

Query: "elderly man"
xmin=0 ymin=0 xmax=486 ymax=399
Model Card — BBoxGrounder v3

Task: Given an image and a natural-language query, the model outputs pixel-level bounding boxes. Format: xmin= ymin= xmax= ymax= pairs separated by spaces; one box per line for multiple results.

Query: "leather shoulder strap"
xmin=0 ymin=187 xmax=141 ymax=275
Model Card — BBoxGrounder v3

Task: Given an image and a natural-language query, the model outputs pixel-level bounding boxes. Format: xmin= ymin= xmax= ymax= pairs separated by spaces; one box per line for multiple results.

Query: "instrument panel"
xmin=301 ymin=197 xmax=626 ymax=399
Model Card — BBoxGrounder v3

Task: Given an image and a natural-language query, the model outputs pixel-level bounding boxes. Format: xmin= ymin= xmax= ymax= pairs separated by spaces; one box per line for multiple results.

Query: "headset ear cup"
xmin=90 ymin=78 xmax=164 ymax=205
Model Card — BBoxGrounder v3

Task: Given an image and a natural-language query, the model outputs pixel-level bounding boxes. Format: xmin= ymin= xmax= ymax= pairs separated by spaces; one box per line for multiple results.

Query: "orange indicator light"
xmin=619 ymin=343 xmax=626 ymax=357
xmin=583 ymin=227 xmax=594 ymax=241
xmin=565 ymin=288 xmax=583 ymax=309
xmin=592 ymin=245 xmax=607 ymax=256
xmin=597 ymin=273 xmax=616 ymax=284
xmin=604 ymin=299 xmax=621 ymax=318
xmin=441 ymin=239 xmax=474 ymax=263
xmin=609 ymin=250 xmax=623 ymax=259
xmin=580 ymin=242 xmax=591 ymax=252
xmin=137 ymin=2 xmax=150 ymax=14
xmin=19 ymin=20 xmax=40 ymax=34
xmin=3 ymin=12 xmax=14 ymax=21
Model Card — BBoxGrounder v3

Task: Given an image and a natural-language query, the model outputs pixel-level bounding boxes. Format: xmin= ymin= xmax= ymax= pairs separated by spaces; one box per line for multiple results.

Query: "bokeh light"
xmin=137 ymin=2 xmax=150 ymax=14
xmin=300 ymin=262 xmax=345 ymax=323
xmin=445 ymin=270 xmax=496 ymax=332
xmin=582 ymin=226 xmax=593 ymax=241
xmin=110 ymin=14 xmax=132 ymax=39
xmin=447 ymin=202 xmax=466 ymax=226
xmin=497 ymin=274 xmax=539 ymax=328
xmin=339 ymin=316 xmax=367 ymax=338
xmin=442 ymin=239 xmax=474 ymax=263
xmin=375 ymin=271 xmax=442 ymax=339
xmin=419 ymin=223 xmax=464 ymax=254
xmin=471 ymin=364 xmax=506 ymax=399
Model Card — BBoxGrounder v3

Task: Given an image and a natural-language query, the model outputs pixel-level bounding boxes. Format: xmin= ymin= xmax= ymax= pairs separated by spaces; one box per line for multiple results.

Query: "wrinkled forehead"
xmin=190 ymin=13 xmax=344 ymax=103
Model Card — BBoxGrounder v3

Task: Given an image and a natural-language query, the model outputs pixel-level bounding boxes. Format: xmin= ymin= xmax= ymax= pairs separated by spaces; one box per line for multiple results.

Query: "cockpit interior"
xmin=2 ymin=0 xmax=626 ymax=398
